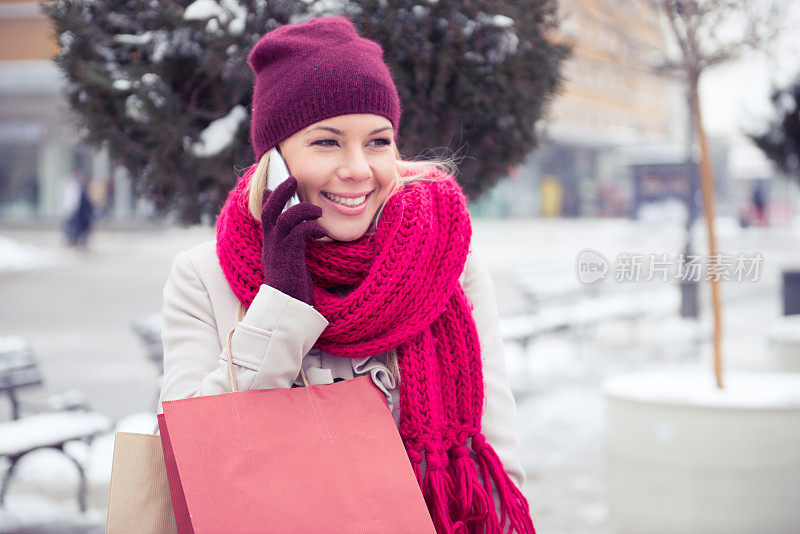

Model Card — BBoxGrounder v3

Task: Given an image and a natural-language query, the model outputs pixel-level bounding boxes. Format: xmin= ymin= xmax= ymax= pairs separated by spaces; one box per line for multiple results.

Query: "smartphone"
xmin=266 ymin=146 xmax=300 ymax=213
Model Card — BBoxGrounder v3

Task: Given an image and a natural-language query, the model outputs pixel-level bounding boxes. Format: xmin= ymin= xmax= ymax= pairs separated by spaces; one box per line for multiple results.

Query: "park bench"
xmin=131 ymin=313 xmax=164 ymax=372
xmin=513 ymin=265 xmax=602 ymax=309
xmin=131 ymin=313 xmax=164 ymax=410
xmin=501 ymin=284 xmax=680 ymax=350
xmin=0 ymin=336 xmax=111 ymax=512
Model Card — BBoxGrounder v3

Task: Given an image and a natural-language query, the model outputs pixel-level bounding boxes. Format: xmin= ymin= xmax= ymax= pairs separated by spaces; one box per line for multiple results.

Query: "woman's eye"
xmin=311 ymin=138 xmax=391 ymax=148
xmin=312 ymin=139 xmax=337 ymax=147
xmin=370 ymin=138 xmax=391 ymax=147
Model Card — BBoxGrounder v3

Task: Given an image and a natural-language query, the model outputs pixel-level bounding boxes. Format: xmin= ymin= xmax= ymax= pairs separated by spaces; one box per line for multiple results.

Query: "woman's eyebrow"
xmin=304 ymin=126 xmax=392 ymax=136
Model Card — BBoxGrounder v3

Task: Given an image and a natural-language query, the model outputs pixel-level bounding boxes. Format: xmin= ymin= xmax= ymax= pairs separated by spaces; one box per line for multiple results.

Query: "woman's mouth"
xmin=320 ymin=190 xmax=373 ymax=215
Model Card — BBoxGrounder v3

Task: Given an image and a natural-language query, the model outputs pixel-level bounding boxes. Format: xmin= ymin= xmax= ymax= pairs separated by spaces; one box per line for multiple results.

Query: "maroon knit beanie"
xmin=247 ymin=16 xmax=403 ymax=162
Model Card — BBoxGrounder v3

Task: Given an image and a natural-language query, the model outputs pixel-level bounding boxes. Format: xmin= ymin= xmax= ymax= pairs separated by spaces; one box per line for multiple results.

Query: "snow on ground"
xmin=0 ymin=235 xmax=66 ymax=273
xmin=0 ymin=336 xmax=28 ymax=353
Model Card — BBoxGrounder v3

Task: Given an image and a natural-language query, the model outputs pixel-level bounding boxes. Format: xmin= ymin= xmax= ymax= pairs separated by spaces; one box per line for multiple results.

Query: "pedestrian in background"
xmin=751 ymin=180 xmax=768 ymax=227
xmin=62 ymin=159 xmax=94 ymax=251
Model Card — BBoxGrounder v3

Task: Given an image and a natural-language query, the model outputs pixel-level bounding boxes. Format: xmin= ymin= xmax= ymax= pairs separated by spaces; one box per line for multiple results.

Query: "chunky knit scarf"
xmin=216 ymin=164 xmax=535 ymax=534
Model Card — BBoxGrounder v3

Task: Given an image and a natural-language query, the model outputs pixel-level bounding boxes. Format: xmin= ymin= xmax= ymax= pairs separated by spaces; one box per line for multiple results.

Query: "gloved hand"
xmin=260 ymin=176 xmax=328 ymax=306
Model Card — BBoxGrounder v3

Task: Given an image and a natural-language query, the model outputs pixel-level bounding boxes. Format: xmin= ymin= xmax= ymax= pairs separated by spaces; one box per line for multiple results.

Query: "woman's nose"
xmin=337 ymin=148 xmax=372 ymax=182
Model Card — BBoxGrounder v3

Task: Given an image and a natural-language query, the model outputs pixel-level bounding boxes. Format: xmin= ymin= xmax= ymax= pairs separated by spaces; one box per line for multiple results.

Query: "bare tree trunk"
xmin=689 ymin=71 xmax=724 ymax=389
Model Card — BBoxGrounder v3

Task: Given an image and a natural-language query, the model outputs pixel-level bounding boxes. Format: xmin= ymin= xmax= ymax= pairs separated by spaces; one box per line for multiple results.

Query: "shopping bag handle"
xmin=225 ymin=302 xmax=309 ymax=393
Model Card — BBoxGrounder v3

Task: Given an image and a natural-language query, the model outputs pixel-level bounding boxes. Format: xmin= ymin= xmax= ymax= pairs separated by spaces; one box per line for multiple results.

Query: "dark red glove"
xmin=260 ymin=176 xmax=328 ymax=306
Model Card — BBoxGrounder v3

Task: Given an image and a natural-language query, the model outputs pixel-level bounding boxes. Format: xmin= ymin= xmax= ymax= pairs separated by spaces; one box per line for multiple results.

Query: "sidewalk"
xmin=0 ymin=225 xmax=215 ymax=422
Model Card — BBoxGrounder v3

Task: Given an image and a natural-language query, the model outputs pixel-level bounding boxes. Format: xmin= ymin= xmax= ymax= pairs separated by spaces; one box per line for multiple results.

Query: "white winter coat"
xmin=157 ymin=239 xmax=526 ymax=508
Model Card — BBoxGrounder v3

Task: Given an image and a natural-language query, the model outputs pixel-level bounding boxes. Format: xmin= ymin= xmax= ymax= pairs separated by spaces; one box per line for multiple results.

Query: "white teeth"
xmin=323 ymin=192 xmax=368 ymax=207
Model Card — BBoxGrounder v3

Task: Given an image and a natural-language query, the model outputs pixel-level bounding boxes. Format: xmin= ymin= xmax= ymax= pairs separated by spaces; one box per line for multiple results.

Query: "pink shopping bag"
xmin=158 ymin=375 xmax=435 ymax=534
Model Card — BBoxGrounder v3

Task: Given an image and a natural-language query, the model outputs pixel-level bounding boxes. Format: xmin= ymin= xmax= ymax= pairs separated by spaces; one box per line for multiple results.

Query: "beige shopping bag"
xmin=105 ymin=431 xmax=177 ymax=534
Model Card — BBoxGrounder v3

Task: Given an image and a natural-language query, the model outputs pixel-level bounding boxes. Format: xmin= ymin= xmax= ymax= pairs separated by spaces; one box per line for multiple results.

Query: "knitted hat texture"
xmin=247 ymin=16 xmax=402 ymax=161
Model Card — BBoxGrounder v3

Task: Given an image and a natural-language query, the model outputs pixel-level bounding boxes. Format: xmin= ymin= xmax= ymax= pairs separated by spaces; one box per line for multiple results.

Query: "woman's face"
xmin=277 ymin=114 xmax=398 ymax=242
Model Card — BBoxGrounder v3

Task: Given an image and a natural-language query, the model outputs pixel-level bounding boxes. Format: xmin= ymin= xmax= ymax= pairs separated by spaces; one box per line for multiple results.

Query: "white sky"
xmin=699 ymin=3 xmax=800 ymax=138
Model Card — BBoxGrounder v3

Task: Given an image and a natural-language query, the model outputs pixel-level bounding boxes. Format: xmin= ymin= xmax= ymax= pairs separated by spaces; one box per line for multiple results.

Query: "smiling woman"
xmin=243 ymin=113 xmax=457 ymax=243
xmin=161 ymin=15 xmax=535 ymax=534
xmin=272 ymin=113 xmax=398 ymax=243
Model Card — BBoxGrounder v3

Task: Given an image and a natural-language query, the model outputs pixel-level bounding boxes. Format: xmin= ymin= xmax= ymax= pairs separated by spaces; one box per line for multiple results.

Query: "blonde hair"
xmin=242 ymin=142 xmax=462 ymax=384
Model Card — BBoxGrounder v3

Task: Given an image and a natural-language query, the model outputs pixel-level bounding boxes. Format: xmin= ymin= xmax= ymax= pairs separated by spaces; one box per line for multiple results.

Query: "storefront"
xmin=0 ymin=60 xmax=138 ymax=225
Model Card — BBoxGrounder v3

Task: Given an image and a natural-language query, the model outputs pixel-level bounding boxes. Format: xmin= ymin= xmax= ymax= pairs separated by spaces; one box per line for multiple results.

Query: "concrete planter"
xmin=602 ymin=368 xmax=800 ymax=534
xmin=769 ymin=315 xmax=800 ymax=372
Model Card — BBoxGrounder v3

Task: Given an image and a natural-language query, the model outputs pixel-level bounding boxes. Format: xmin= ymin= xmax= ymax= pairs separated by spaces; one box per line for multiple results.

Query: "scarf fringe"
xmin=472 ymin=434 xmax=536 ymax=534
xmin=447 ymin=445 xmax=495 ymax=534
xmin=410 ymin=440 xmax=534 ymax=534
xmin=422 ymin=452 xmax=458 ymax=534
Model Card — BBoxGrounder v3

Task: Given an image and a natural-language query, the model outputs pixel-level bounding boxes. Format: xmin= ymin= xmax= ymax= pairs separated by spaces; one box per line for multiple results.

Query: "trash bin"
xmin=783 ymin=270 xmax=800 ymax=316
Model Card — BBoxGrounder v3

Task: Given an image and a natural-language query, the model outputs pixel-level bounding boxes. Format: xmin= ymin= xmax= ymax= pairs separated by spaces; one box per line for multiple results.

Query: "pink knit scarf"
xmin=216 ymin=164 xmax=535 ymax=534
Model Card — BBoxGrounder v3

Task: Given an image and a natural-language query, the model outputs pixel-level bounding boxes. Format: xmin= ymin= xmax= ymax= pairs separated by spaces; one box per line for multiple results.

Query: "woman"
xmin=159 ymin=16 xmax=534 ymax=533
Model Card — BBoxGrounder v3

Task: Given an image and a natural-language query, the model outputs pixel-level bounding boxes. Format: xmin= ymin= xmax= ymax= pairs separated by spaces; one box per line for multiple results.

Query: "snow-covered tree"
xmin=354 ymin=0 xmax=567 ymax=200
xmin=42 ymin=0 xmax=300 ymax=223
xmin=43 ymin=0 xmax=566 ymax=223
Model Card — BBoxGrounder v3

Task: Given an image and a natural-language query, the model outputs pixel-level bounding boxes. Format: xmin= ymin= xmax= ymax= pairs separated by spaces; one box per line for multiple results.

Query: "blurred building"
xmin=0 ymin=0 xmax=142 ymax=225
xmin=472 ymin=0 xmax=693 ymax=219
